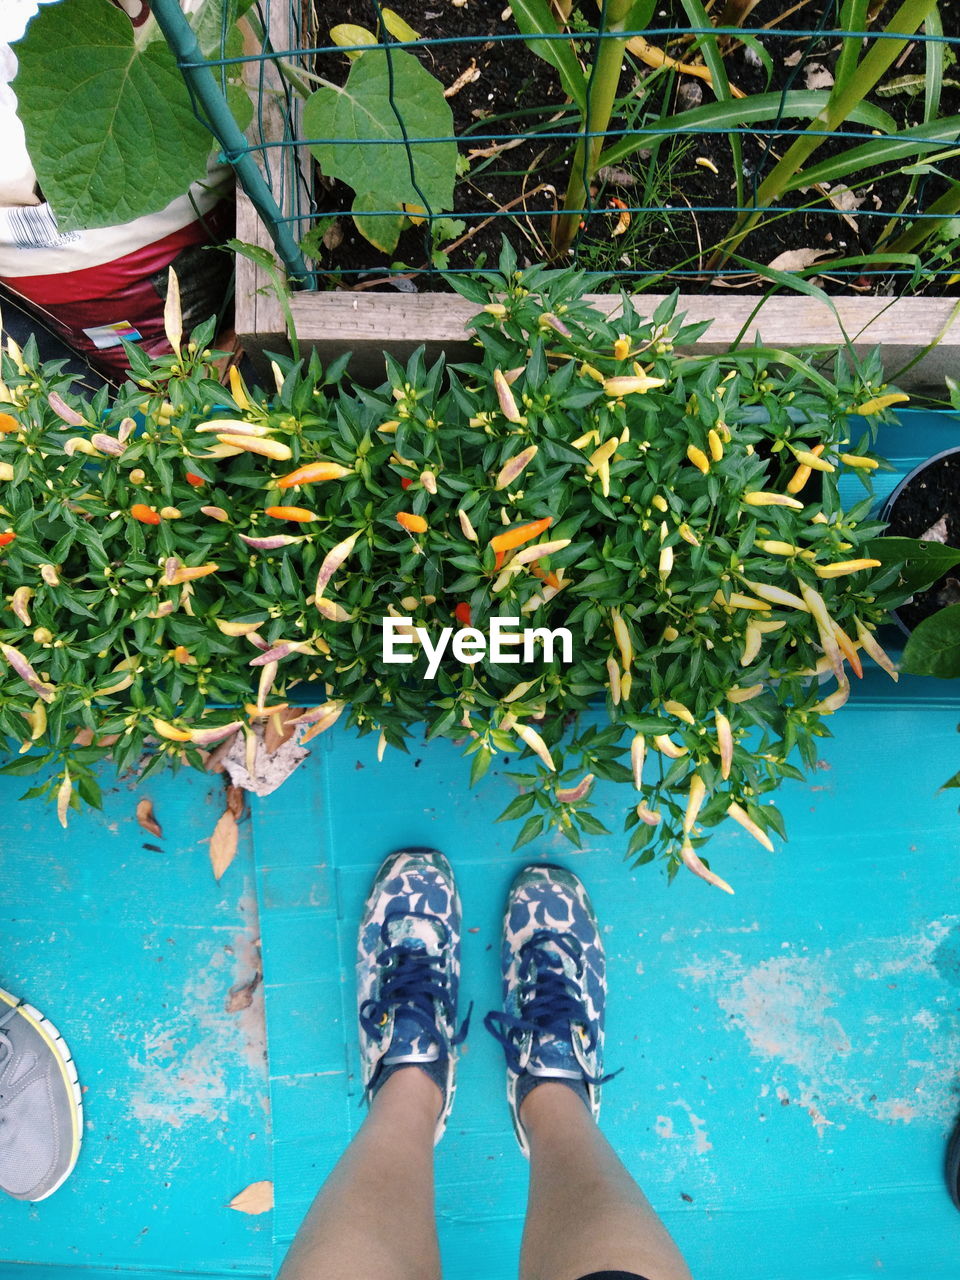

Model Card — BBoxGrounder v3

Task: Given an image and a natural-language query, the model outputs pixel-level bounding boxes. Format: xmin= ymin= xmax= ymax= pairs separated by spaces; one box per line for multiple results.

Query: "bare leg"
xmin=277 ymin=1067 xmax=442 ymax=1280
xmin=520 ymin=1083 xmax=694 ymax=1280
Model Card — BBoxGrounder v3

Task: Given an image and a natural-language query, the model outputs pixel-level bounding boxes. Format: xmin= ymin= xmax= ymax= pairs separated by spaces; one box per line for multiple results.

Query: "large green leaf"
xmin=13 ymin=0 xmax=216 ymax=231
xmin=867 ymin=536 xmax=960 ymax=595
xmin=902 ymin=602 xmax=960 ymax=678
xmin=303 ymin=48 xmax=457 ymax=253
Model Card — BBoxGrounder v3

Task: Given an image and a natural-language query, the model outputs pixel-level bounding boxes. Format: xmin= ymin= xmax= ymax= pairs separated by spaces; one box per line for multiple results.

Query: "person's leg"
xmin=277 ymin=847 xmax=467 ymax=1280
xmin=484 ymin=864 xmax=693 ymax=1280
xmin=277 ymin=1065 xmax=442 ymax=1280
xmin=519 ymin=1081 xmax=692 ymax=1280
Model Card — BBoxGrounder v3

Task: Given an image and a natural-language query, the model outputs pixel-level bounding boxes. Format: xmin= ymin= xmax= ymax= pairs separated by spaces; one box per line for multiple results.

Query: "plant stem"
xmin=552 ymin=0 xmax=635 ymax=259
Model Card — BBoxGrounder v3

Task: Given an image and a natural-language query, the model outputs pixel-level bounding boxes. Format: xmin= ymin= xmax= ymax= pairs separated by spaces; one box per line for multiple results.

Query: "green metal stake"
xmin=150 ymin=0 xmax=312 ymax=288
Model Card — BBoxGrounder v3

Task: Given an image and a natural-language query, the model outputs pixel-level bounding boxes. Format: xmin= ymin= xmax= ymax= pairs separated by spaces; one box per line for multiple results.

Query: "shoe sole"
xmin=0 ymin=986 xmax=83 ymax=1201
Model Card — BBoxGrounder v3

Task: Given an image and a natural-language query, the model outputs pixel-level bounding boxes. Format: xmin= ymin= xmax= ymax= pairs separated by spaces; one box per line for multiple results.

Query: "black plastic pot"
xmin=879 ymin=445 xmax=960 ymax=638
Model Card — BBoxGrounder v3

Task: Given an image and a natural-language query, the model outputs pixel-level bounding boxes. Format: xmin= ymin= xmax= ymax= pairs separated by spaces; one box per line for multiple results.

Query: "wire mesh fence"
xmin=158 ymin=0 xmax=960 ymax=295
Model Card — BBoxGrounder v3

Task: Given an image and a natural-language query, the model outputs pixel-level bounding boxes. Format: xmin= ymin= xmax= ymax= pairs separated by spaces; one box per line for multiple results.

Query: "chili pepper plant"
xmin=0 ymin=251 xmax=908 ymax=889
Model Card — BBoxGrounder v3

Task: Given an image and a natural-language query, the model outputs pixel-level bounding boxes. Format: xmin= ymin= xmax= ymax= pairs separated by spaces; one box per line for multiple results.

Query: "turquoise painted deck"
xmin=1 ymin=410 xmax=960 ymax=1277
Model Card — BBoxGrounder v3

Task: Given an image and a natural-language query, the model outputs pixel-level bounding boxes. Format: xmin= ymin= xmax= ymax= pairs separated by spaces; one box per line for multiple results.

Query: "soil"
xmin=883 ymin=450 xmax=960 ymax=628
xmin=309 ymin=0 xmax=960 ymax=296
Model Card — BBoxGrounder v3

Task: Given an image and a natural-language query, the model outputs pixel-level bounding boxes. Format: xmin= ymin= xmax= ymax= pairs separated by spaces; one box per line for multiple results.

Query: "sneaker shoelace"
xmin=359 ymin=908 xmax=471 ymax=1050
xmin=484 ymin=930 xmax=610 ymax=1086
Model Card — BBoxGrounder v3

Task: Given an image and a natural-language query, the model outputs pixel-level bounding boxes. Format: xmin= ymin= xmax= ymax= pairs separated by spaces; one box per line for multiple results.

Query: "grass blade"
xmin=596 ymin=89 xmax=892 ymax=169
xmin=509 ymin=0 xmax=587 ymax=110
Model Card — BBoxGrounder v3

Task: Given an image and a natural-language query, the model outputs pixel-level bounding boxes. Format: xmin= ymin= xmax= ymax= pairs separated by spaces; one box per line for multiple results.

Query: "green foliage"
xmin=12 ymin=0 xmax=246 ymax=232
xmin=902 ymin=603 xmax=960 ymax=678
xmin=303 ymin=46 xmax=457 ymax=253
xmin=0 ymin=259 xmax=907 ymax=880
xmin=867 ymin=536 xmax=960 ymax=596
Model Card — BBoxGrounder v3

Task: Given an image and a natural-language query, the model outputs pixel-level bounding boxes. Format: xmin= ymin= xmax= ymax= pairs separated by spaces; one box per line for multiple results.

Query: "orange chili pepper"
xmin=264 ymin=505 xmax=317 ymax=523
xmin=531 ymin=563 xmax=562 ymax=589
xmin=130 ymin=504 xmax=161 ymax=525
xmin=277 ymin=461 xmax=351 ymax=489
xmin=489 ymin=517 xmax=553 ymax=557
xmin=185 ymin=471 xmax=205 ymax=487
xmin=0 ymin=412 xmax=19 ymax=432
xmin=0 ymin=531 xmax=15 ymax=547
xmin=454 ymin=602 xmax=471 ymax=626
xmin=396 ymin=512 xmax=428 ymax=534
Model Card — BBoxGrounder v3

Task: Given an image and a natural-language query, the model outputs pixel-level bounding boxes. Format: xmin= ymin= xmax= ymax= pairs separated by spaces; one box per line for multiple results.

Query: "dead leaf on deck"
xmin=228 ymin=1180 xmax=274 ymax=1215
xmin=766 ymin=248 xmax=833 ymax=272
xmin=136 ymin=797 xmax=163 ymax=838
xmin=226 ymin=783 xmax=246 ymax=820
xmin=225 ymin=970 xmax=262 ymax=1012
xmin=209 ymin=808 xmax=239 ymax=881
xmin=263 ymin=706 xmax=304 ymax=756
xmin=72 ymin=728 xmax=95 ymax=747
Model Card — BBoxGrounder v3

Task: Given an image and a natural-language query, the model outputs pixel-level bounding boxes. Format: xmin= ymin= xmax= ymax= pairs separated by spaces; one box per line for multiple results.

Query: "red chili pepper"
xmin=0 ymin=531 xmax=15 ymax=547
xmin=185 ymin=471 xmax=205 ymax=487
xmin=453 ymin=602 xmax=471 ymax=626
xmin=130 ymin=504 xmax=161 ymax=525
xmin=400 ymin=477 xmax=413 ymax=490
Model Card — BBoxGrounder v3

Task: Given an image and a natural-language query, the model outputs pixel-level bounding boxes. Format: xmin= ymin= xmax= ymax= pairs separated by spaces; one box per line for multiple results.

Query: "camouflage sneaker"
xmin=0 ymin=987 xmax=83 ymax=1201
xmin=484 ymin=864 xmax=609 ymax=1156
xmin=357 ymin=849 xmax=469 ymax=1142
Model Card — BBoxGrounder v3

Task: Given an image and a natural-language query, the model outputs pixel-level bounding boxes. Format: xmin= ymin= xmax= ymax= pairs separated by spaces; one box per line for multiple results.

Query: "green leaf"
xmin=513 ymin=813 xmax=545 ymax=850
xmin=902 ymin=603 xmax=960 ymax=678
xmin=469 ymin=744 xmax=493 ymax=785
xmin=597 ymin=90 xmax=896 ymax=171
xmin=303 ymin=48 xmax=457 ymax=253
xmin=508 ymin=0 xmax=587 ymax=110
xmin=866 ymin=536 xmax=960 ymax=595
xmin=13 ymin=0 xmax=214 ymax=231
xmin=497 ymin=790 xmax=537 ymax=821
xmin=0 ymin=754 xmax=49 ymax=776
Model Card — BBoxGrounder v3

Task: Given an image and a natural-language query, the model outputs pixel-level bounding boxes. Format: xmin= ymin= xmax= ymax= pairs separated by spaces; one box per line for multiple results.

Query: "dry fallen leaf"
xmin=225 ymin=971 xmax=261 ymax=1012
xmin=228 ymin=1180 xmax=273 ymax=1215
xmin=263 ymin=706 xmax=304 ymax=756
xmin=72 ymin=728 xmax=95 ymax=747
xmin=766 ymin=248 xmax=833 ymax=272
xmin=804 ymin=61 xmax=834 ymax=90
xmin=136 ymin=797 xmax=163 ymax=839
xmin=322 ymin=219 xmax=343 ymax=252
xmin=226 ymin=783 xmax=246 ymax=820
xmin=922 ymin=514 xmax=949 ymax=543
xmin=209 ymin=808 xmax=239 ymax=881
xmin=444 ymin=58 xmax=480 ymax=98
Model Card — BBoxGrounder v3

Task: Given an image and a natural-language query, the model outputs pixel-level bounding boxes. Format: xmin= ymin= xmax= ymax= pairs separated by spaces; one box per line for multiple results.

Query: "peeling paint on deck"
xmin=678 ymin=919 xmax=960 ymax=1133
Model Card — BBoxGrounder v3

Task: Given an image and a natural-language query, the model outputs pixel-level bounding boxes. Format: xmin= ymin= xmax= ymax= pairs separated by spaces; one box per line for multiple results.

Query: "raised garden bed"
xmin=236 ymin=2 xmax=960 ymax=387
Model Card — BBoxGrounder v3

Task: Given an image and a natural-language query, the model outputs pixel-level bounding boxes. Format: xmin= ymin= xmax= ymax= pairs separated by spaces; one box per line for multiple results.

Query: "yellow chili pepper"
xmin=686 ymin=444 xmax=710 ymax=474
